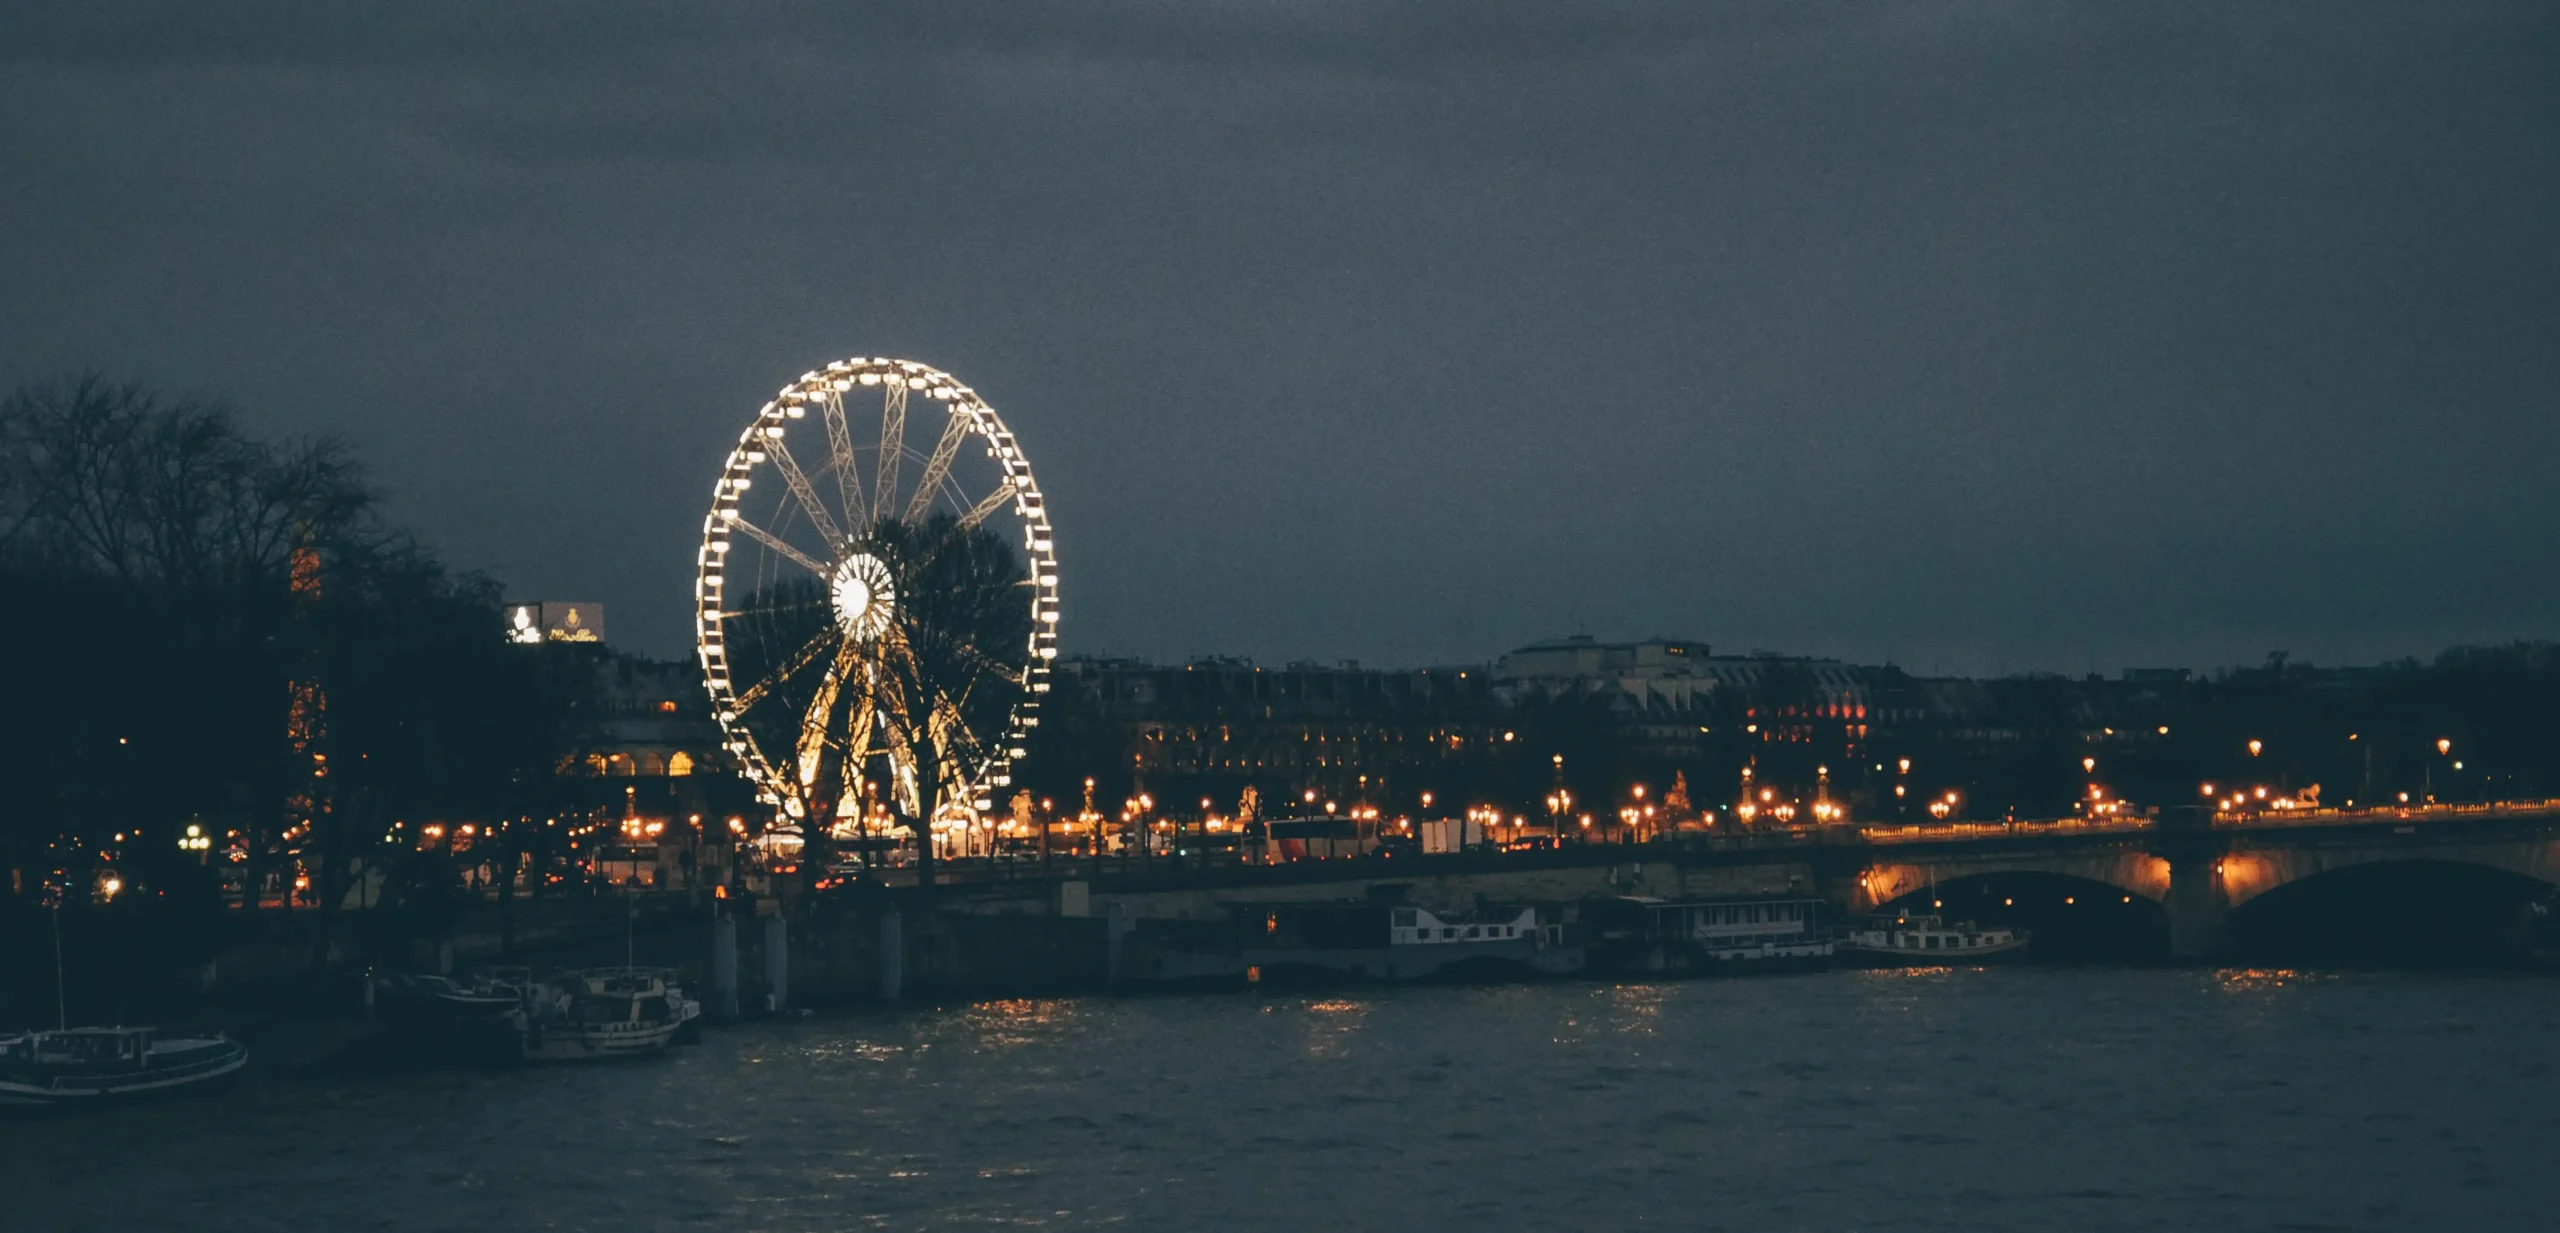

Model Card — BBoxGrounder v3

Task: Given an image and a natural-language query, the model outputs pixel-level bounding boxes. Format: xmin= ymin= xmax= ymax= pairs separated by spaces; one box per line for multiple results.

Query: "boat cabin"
xmin=1242 ymin=902 xmax=1575 ymax=953
xmin=1598 ymin=896 xmax=1827 ymax=949
xmin=9 ymin=1027 xmax=155 ymax=1069
xmin=1389 ymin=905 xmax=1556 ymax=947
xmin=1853 ymin=914 xmax=2019 ymax=952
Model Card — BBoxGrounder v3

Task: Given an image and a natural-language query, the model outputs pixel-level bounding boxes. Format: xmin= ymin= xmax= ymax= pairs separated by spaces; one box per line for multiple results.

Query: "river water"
xmin=11 ymin=968 xmax=2559 ymax=1231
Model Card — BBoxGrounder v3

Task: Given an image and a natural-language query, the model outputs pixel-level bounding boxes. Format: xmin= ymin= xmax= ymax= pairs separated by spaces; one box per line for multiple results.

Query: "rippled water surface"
xmin=12 ymin=968 xmax=2560 ymax=1231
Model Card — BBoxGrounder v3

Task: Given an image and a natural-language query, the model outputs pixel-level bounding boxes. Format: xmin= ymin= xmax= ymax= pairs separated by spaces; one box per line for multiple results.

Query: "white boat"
xmin=519 ymin=969 xmax=695 ymax=1061
xmin=1238 ymin=902 xmax=1585 ymax=984
xmin=1840 ymin=914 xmax=2029 ymax=965
xmin=0 ymin=1027 xmax=248 ymax=1107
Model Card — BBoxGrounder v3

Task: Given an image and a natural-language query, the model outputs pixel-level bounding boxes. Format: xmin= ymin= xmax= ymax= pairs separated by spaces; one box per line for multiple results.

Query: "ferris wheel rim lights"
xmin=694 ymin=356 xmax=1058 ymax=824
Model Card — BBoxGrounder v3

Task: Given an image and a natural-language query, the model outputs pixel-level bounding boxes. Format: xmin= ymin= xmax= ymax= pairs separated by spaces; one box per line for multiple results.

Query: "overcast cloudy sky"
xmin=5 ymin=3 xmax=2554 ymax=674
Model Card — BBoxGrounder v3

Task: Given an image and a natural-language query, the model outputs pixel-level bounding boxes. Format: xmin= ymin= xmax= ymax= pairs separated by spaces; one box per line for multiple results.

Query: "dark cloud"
xmin=4 ymin=2 xmax=2555 ymax=674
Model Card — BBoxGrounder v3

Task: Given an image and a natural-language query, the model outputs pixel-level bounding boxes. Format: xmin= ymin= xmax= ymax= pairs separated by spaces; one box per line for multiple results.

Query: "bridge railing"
xmin=2212 ymin=798 xmax=2560 ymax=829
xmin=1857 ymin=816 xmax=2153 ymax=844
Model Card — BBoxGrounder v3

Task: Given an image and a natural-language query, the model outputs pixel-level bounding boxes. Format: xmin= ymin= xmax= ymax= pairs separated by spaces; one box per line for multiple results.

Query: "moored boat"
xmin=1840 ymin=914 xmax=2028 ymax=965
xmin=372 ymin=972 xmax=530 ymax=1063
xmin=376 ymin=971 xmax=526 ymax=1017
xmin=520 ymin=968 xmax=692 ymax=1061
xmin=0 ymin=1027 xmax=248 ymax=1107
xmin=1586 ymin=895 xmax=1838 ymax=977
xmin=1240 ymin=901 xmax=1584 ymax=985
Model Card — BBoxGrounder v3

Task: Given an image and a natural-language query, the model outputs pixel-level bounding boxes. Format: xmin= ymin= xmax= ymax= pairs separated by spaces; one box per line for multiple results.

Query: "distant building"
xmin=555 ymin=655 xmax=754 ymax=889
xmin=2121 ymin=668 xmax=2192 ymax=685
xmin=1035 ymin=655 xmax=1504 ymax=809
xmin=1494 ymin=634 xmax=1873 ymax=731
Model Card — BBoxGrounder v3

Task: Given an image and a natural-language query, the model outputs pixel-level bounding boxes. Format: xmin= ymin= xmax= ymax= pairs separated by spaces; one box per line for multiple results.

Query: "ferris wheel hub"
xmin=829 ymin=551 xmax=896 ymax=642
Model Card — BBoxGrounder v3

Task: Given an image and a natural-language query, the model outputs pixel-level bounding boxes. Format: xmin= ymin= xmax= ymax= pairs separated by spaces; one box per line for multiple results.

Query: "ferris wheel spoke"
xmin=702 ymin=596 xmax=823 ymax=622
xmin=926 ymin=684 xmax=999 ymax=782
xmin=762 ymin=436 xmax=845 ymax=546
xmin=727 ymin=627 xmax=838 ymax=717
xmin=868 ymin=665 xmax=926 ymax=816
xmin=904 ymin=410 xmax=974 ymax=525
xmin=949 ymin=640 xmax=1029 ymax=689
xmin=728 ymin=516 xmax=833 ymax=579
xmin=873 ymin=382 xmax=908 ymax=526
xmin=954 ymin=480 xmax=1019 ymax=533
xmin=845 ymin=685 xmax=878 ymax=770
xmin=822 ymin=391 xmax=866 ymax=533
xmin=795 ymin=642 xmax=860 ymax=791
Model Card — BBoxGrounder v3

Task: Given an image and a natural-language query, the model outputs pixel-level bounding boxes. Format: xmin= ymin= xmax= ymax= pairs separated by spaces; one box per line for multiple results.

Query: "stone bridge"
xmin=1843 ymin=804 xmax=2560 ymax=957
xmin=1012 ymin=802 xmax=2560 ymax=961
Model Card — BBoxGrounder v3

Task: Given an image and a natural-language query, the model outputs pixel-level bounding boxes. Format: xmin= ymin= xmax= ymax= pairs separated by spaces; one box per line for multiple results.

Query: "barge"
xmin=1585 ymin=895 xmax=1838 ymax=977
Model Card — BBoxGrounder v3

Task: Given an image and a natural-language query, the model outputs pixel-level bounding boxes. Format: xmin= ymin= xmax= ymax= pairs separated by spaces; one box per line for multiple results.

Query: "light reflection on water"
xmin=956 ymin=998 xmax=1081 ymax=1052
xmin=18 ymin=967 xmax=2560 ymax=1232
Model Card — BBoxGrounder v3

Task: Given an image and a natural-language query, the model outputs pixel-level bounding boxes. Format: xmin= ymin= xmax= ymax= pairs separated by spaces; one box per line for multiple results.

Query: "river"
xmin=11 ymin=967 xmax=2558 ymax=1231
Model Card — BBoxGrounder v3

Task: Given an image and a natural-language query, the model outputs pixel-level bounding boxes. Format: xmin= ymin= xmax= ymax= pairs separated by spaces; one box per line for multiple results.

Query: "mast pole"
xmin=53 ymin=897 xmax=68 ymax=1032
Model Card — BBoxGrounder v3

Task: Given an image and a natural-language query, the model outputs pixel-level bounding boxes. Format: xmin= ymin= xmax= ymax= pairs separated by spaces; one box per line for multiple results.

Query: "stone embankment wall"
xmin=1084 ymin=859 xmax=1817 ymax=921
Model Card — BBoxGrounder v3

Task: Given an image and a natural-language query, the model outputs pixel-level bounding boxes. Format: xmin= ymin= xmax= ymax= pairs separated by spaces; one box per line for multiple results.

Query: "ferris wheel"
xmin=694 ymin=357 xmax=1058 ymax=835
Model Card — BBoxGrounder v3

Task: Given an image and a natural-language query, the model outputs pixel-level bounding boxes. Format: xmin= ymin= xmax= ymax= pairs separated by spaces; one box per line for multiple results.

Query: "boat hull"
xmin=0 ymin=1039 xmax=248 ymax=1107
xmin=1242 ymin=942 xmax=1587 ymax=986
xmin=1593 ymin=941 xmax=1839 ymax=979
xmin=1839 ymin=936 xmax=2032 ymax=967
xmin=520 ymin=1019 xmax=681 ymax=1061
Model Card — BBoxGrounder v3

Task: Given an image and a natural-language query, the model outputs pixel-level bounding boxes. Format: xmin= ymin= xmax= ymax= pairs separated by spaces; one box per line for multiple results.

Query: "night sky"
xmin=6 ymin=3 xmax=2554 ymax=675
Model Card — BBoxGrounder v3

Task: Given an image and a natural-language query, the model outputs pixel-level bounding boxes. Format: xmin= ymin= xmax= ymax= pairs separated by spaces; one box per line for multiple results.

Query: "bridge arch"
xmin=1863 ymin=866 xmax=2175 ymax=959
xmin=2224 ymin=857 xmax=2556 ymax=963
xmin=1853 ymin=849 xmax=2168 ymax=915
xmin=2213 ymin=835 xmax=2560 ymax=907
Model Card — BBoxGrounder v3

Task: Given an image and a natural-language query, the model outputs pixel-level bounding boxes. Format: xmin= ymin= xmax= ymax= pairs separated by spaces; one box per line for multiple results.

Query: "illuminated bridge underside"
xmin=1857 ymin=845 xmax=2172 ymax=913
xmin=1834 ymin=807 xmax=2560 ymax=956
xmin=1855 ymin=815 xmax=2560 ymax=913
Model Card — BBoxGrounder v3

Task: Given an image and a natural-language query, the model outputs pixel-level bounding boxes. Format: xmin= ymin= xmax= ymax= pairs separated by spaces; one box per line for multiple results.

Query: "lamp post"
xmin=1084 ymin=777 xmax=1101 ymax=878
xmin=1550 ymin=754 xmax=1566 ymax=843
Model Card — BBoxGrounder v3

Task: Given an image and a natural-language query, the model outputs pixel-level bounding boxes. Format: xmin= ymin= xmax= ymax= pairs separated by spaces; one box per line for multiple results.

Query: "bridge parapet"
xmin=1859 ymin=818 xmax=2151 ymax=845
xmin=2212 ymin=800 xmax=2560 ymax=831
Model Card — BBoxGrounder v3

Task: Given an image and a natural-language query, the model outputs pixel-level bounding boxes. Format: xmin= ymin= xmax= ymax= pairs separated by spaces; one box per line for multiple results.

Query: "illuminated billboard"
xmin=505 ymin=602 xmax=606 ymax=644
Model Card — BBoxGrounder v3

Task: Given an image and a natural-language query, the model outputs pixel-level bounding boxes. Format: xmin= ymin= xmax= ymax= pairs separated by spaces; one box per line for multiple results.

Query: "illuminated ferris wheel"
xmin=694 ymin=358 xmax=1058 ymax=835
